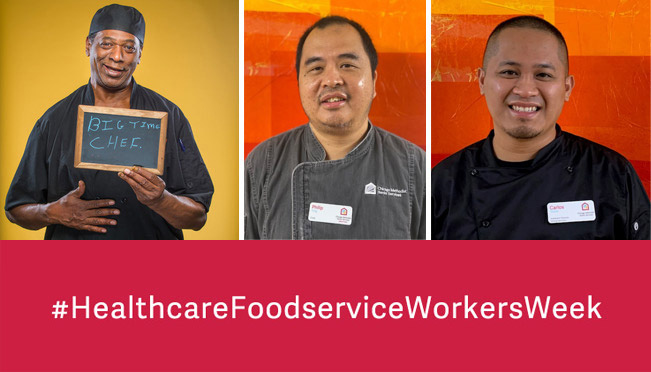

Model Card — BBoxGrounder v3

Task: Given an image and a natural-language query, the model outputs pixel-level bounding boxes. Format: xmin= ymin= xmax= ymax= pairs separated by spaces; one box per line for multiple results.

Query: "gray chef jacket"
xmin=432 ymin=125 xmax=650 ymax=239
xmin=245 ymin=123 xmax=425 ymax=239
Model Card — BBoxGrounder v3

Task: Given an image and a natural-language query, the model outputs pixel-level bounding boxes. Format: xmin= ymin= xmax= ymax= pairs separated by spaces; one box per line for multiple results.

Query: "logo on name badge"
xmin=365 ymin=183 xmax=376 ymax=195
xmin=340 ymin=208 xmax=348 ymax=216
xmin=582 ymin=202 xmax=590 ymax=211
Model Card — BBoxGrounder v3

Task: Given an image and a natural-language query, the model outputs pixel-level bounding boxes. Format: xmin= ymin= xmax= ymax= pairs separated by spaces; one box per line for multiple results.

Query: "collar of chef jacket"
xmin=302 ymin=121 xmax=375 ymax=163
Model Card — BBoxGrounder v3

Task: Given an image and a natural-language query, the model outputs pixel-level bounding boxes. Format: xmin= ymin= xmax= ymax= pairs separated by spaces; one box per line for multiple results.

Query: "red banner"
xmin=0 ymin=240 xmax=649 ymax=371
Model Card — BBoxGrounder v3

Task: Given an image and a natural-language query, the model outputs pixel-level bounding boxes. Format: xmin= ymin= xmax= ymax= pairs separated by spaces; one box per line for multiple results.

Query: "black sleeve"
xmin=430 ymin=164 xmax=450 ymax=240
xmin=166 ymin=107 xmax=214 ymax=212
xmin=5 ymin=119 xmax=49 ymax=211
xmin=626 ymin=162 xmax=650 ymax=239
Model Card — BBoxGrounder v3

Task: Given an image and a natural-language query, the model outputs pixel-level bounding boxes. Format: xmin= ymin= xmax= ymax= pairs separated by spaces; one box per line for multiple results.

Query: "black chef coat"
xmin=432 ymin=126 xmax=650 ymax=239
xmin=5 ymin=80 xmax=213 ymax=239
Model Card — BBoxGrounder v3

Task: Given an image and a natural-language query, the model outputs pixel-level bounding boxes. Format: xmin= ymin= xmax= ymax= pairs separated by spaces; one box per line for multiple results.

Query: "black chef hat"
xmin=89 ymin=4 xmax=145 ymax=45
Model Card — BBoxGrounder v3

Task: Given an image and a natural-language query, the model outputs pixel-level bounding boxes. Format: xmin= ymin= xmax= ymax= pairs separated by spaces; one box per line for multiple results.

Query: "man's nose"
xmin=322 ymin=65 xmax=343 ymax=87
xmin=109 ymin=45 xmax=124 ymax=62
xmin=512 ymin=74 xmax=538 ymax=97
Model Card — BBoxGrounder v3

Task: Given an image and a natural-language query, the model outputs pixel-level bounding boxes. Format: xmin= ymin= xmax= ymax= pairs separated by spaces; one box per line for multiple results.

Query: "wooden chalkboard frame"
xmin=75 ymin=105 xmax=168 ymax=175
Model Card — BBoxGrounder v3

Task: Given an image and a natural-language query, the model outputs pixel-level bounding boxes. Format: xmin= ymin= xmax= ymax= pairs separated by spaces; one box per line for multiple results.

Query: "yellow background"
xmin=0 ymin=0 xmax=239 ymax=239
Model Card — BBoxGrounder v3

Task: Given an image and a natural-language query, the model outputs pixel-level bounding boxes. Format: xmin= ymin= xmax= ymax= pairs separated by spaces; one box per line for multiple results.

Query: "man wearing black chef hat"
xmin=5 ymin=4 xmax=214 ymax=239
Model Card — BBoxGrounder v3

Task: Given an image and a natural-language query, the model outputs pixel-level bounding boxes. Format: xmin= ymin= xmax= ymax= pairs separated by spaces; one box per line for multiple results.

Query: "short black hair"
xmin=482 ymin=16 xmax=568 ymax=73
xmin=295 ymin=15 xmax=377 ymax=79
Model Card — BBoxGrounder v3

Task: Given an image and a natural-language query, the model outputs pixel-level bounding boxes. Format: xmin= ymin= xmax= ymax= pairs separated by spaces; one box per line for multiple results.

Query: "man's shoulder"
xmin=133 ymin=84 xmax=182 ymax=112
xmin=432 ymin=137 xmax=485 ymax=176
xmin=40 ymin=85 xmax=88 ymax=122
xmin=373 ymin=126 xmax=425 ymax=157
xmin=246 ymin=125 xmax=307 ymax=164
xmin=561 ymin=131 xmax=631 ymax=167
xmin=560 ymin=131 xmax=638 ymax=179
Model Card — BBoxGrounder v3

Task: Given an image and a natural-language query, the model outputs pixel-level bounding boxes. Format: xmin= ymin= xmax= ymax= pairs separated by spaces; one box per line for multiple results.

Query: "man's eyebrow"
xmin=303 ymin=56 xmax=324 ymax=66
xmin=498 ymin=60 xmax=520 ymax=67
xmin=304 ymin=53 xmax=360 ymax=66
xmin=101 ymin=36 xmax=136 ymax=44
xmin=338 ymin=53 xmax=359 ymax=60
xmin=534 ymin=63 xmax=556 ymax=70
xmin=497 ymin=60 xmax=556 ymax=70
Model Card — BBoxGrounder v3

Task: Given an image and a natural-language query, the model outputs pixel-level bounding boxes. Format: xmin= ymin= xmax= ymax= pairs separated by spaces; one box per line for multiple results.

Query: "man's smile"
xmin=507 ymin=101 xmax=541 ymax=118
xmin=319 ymin=92 xmax=347 ymax=109
xmin=102 ymin=64 xmax=125 ymax=77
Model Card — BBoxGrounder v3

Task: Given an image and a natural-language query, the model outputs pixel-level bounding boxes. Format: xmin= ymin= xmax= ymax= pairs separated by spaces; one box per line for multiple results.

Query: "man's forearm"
xmin=6 ymin=204 xmax=51 ymax=230
xmin=6 ymin=182 xmax=120 ymax=234
xmin=147 ymin=191 xmax=207 ymax=230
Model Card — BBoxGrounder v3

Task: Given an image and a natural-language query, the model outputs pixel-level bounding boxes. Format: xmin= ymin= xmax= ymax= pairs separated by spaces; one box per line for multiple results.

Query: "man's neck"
xmin=310 ymin=121 xmax=370 ymax=161
xmin=91 ymin=79 xmax=132 ymax=109
xmin=492 ymin=127 xmax=556 ymax=162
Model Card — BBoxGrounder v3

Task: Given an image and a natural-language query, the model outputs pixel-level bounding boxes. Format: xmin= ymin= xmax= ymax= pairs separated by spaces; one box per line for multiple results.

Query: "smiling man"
xmin=5 ymin=4 xmax=214 ymax=239
xmin=431 ymin=16 xmax=649 ymax=239
xmin=245 ymin=16 xmax=425 ymax=239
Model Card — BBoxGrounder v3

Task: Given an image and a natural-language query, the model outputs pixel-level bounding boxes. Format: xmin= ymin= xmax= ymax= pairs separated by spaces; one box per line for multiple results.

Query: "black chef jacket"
xmin=432 ymin=126 xmax=650 ymax=239
xmin=245 ymin=123 xmax=426 ymax=239
xmin=5 ymin=80 xmax=214 ymax=239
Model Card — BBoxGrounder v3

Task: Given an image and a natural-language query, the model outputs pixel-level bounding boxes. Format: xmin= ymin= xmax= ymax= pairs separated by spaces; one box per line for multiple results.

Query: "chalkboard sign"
xmin=74 ymin=105 xmax=168 ymax=175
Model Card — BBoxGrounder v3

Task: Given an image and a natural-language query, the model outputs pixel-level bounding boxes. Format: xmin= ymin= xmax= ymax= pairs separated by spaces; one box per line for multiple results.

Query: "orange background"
xmin=244 ymin=0 xmax=426 ymax=157
xmin=431 ymin=0 xmax=651 ymax=196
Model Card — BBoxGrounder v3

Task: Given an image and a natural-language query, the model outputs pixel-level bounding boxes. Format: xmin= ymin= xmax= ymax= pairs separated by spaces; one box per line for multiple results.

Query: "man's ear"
xmin=477 ymin=68 xmax=486 ymax=95
xmin=372 ymin=70 xmax=377 ymax=99
xmin=137 ymin=42 xmax=143 ymax=64
xmin=564 ymin=74 xmax=575 ymax=101
xmin=85 ymin=37 xmax=91 ymax=57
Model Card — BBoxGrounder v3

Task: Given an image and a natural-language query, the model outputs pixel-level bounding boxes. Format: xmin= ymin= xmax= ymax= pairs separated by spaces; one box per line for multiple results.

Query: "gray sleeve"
xmin=412 ymin=145 xmax=426 ymax=240
xmin=245 ymin=143 xmax=270 ymax=240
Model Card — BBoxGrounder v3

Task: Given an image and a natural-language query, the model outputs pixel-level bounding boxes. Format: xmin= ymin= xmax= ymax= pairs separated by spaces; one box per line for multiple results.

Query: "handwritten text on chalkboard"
xmin=85 ymin=115 xmax=161 ymax=151
xmin=75 ymin=105 xmax=168 ymax=175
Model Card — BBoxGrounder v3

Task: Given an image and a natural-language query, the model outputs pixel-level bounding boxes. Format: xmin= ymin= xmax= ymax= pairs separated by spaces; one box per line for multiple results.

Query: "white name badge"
xmin=547 ymin=200 xmax=596 ymax=224
xmin=308 ymin=202 xmax=353 ymax=226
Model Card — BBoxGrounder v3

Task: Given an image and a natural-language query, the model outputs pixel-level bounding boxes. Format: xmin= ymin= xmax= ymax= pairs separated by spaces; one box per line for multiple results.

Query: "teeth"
xmin=511 ymin=105 xmax=538 ymax=112
xmin=325 ymin=97 xmax=343 ymax=103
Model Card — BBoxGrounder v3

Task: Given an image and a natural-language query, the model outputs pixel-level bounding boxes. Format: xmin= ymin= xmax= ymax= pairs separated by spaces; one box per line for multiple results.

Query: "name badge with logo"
xmin=547 ymin=200 xmax=596 ymax=224
xmin=308 ymin=202 xmax=352 ymax=226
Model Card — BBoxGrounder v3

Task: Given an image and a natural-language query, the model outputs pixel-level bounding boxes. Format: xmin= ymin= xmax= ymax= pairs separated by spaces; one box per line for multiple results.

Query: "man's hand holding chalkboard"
xmin=118 ymin=166 xmax=207 ymax=231
xmin=118 ymin=166 xmax=165 ymax=206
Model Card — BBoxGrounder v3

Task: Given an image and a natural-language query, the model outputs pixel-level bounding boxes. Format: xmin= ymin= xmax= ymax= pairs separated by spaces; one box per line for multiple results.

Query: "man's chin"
xmin=500 ymin=121 xmax=546 ymax=140
xmin=98 ymin=77 xmax=131 ymax=91
xmin=312 ymin=119 xmax=353 ymax=132
xmin=505 ymin=127 xmax=541 ymax=139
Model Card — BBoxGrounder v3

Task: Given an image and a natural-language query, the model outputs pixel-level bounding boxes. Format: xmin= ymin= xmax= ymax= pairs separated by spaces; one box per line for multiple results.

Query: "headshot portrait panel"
xmin=0 ymin=0 xmax=239 ymax=239
xmin=244 ymin=0 xmax=426 ymax=239
xmin=431 ymin=1 xmax=650 ymax=239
